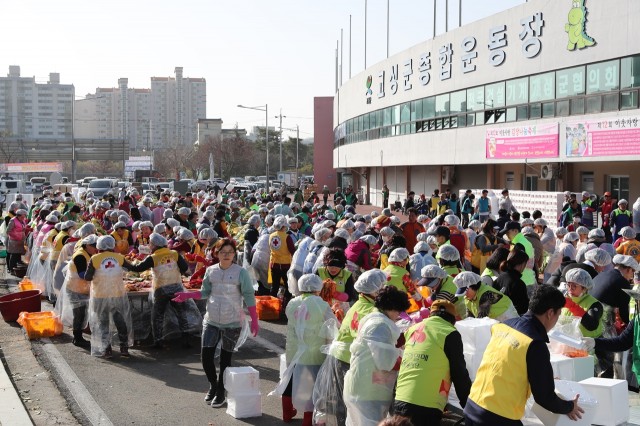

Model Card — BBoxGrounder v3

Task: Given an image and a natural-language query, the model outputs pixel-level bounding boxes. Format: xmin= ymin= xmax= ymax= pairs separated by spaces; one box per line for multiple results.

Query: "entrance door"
xmin=608 ymin=175 xmax=629 ymax=202
xmin=581 ymin=172 xmax=594 ymax=193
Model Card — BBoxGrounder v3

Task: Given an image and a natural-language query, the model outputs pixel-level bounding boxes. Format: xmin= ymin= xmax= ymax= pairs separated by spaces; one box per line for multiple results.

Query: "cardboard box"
xmin=579 ymin=377 xmax=629 ymax=425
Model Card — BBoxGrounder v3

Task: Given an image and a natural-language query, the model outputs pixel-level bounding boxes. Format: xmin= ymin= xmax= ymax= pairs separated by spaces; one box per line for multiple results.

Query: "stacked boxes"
xmin=224 ymin=367 xmax=262 ymax=419
xmin=549 ymin=354 xmax=594 ymax=382
xmin=531 ymin=380 xmax=597 ymax=426
xmin=454 ymin=317 xmax=498 ymax=380
xmin=579 ymin=378 xmax=629 ymax=426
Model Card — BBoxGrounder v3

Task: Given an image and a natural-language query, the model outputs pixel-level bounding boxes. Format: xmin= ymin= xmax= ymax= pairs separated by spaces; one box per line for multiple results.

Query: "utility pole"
xmin=275 ymin=109 xmax=286 ymax=172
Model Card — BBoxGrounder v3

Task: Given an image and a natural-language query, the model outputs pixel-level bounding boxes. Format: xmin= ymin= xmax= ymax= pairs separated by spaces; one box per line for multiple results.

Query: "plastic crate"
xmin=255 ymin=296 xmax=281 ymax=320
xmin=18 ymin=279 xmax=35 ymax=291
xmin=17 ymin=311 xmax=63 ymax=339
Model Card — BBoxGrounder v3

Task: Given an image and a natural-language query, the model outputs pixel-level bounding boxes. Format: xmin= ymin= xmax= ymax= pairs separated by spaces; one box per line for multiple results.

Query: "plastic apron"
xmin=303 ymin=242 xmax=324 ymax=274
xmin=31 ymin=230 xmax=56 ymax=294
xmin=88 ymin=254 xmax=134 ymax=356
xmin=204 ymin=263 xmax=246 ymax=327
xmin=343 ymin=311 xmax=401 ymax=426
xmin=249 ymin=233 xmax=270 ymax=287
xmin=58 ymin=255 xmax=91 ymax=329
xmin=270 ymin=295 xmax=337 ymax=412
xmin=409 ymin=252 xmax=437 ymax=282
xmin=287 ymin=236 xmax=313 ymax=297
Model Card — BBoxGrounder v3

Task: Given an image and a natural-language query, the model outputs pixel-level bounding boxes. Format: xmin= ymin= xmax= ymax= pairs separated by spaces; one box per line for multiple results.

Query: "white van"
xmin=0 ymin=180 xmax=28 ymax=195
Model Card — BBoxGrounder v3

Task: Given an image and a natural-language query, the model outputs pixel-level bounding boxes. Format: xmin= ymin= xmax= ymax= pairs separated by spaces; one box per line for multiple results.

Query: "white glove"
xmin=582 ymin=337 xmax=595 ymax=351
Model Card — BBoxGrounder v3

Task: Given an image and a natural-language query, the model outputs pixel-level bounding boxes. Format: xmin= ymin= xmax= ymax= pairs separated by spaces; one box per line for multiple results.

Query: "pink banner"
xmin=486 ymin=123 xmax=559 ymax=159
xmin=566 ymin=116 xmax=640 ymax=157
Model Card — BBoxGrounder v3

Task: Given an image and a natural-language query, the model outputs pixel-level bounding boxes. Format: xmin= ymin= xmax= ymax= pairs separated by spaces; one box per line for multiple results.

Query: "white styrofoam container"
xmin=579 ymin=377 xmax=629 ymax=426
xmin=531 ymin=380 xmax=597 ymax=426
xmin=455 ymin=318 xmax=498 ymax=381
xmin=550 ymin=355 xmax=594 ymax=382
xmin=223 ymin=367 xmax=260 ymax=395
xmin=226 ymin=392 xmax=262 ymax=419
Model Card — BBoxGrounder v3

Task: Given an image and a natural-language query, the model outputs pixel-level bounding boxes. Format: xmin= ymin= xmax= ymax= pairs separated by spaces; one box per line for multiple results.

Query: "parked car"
xmin=30 ymin=177 xmax=47 ymax=192
xmin=155 ymin=182 xmax=174 ymax=193
xmin=87 ymin=179 xmax=117 ymax=198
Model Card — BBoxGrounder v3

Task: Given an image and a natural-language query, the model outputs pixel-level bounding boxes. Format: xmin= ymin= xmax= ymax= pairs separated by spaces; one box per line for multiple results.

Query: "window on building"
xmin=556 ymin=66 xmax=586 ymax=98
xmin=587 ymin=60 xmax=620 ymax=94
xmin=516 ymin=105 xmax=528 ymax=121
xmin=450 ymin=90 xmax=466 ymax=114
xmin=506 ymin=107 xmax=516 ymax=122
xmin=400 ymin=103 xmax=411 ymax=123
xmin=392 ymin=105 xmax=401 ymax=125
xmin=570 ymin=98 xmax=585 ymax=115
xmin=621 ymin=55 xmax=640 ymax=89
xmin=466 ymin=86 xmax=484 ymax=111
xmin=411 ymin=100 xmax=422 ymax=121
xmin=586 ymin=95 xmax=602 ymax=113
xmin=621 ymin=90 xmax=639 ymax=110
xmin=529 ymin=103 xmax=542 ymax=119
xmin=529 ymin=72 xmax=555 ymax=102
xmin=602 ymin=93 xmax=619 ymax=112
xmin=435 ymin=94 xmax=450 ymax=117
xmin=485 ymin=82 xmax=505 ymax=108
xmin=556 ymin=100 xmax=570 ymax=116
xmin=423 ymin=97 xmax=435 ymax=119
xmin=608 ymin=175 xmax=629 ymax=202
xmin=506 ymin=77 xmax=528 ymax=106
xmin=383 ymin=107 xmax=392 ymax=126
xmin=542 ymin=102 xmax=555 ymax=117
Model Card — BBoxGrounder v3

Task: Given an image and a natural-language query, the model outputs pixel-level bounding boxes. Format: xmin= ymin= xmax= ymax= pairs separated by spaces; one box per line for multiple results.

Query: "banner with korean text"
xmin=486 ymin=123 xmax=559 ymax=159
xmin=565 ymin=116 xmax=640 ymax=157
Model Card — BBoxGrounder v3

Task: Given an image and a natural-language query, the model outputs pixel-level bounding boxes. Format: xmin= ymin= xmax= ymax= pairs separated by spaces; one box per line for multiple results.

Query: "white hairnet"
xmin=619 ymin=199 xmax=628 ymax=206
xmin=54 ymin=223 xmax=62 ymax=231
xmin=359 ymin=234 xmax=377 ymax=245
xmin=468 ymin=220 xmax=482 ymax=231
xmin=564 ymin=231 xmax=579 ymax=242
xmin=314 ymin=227 xmax=332 ymax=241
xmin=323 ymin=220 xmax=336 ymax=228
xmin=163 ymin=210 xmax=173 ymax=219
xmin=421 ymin=264 xmax=448 ymax=279
xmin=588 ymin=228 xmax=605 ymax=239
xmin=334 ymin=228 xmax=349 ymax=240
xmin=438 ymin=244 xmax=460 ymax=261
xmin=522 ymin=226 xmax=535 ymax=235
xmin=341 ymin=219 xmax=355 ymax=230
xmin=391 ymin=216 xmax=401 ymax=224
xmin=178 ymin=229 xmax=195 ymax=240
xmin=453 ymin=271 xmax=481 ymax=290
xmin=149 ymin=233 xmax=168 ymax=247
xmin=584 ymin=248 xmax=611 ymax=267
xmin=132 ymin=221 xmax=141 ymax=231
xmin=75 ymin=223 xmax=96 ymax=238
xmin=166 ymin=218 xmax=180 ymax=228
xmin=198 ymin=227 xmax=217 ymax=240
xmin=565 ymin=268 xmax=593 ymax=290
xmin=287 ymin=216 xmax=298 ymax=225
xmin=354 ymin=269 xmax=387 ymax=294
xmin=81 ymin=235 xmax=98 ymax=246
xmin=426 ymin=235 xmax=438 ymax=245
xmin=380 ymin=226 xmax=395 ymax=237
xmin=575 ymin=226 xmax=589 ymax=235
xmin=521 ymin=218 xmax=534 ymax=227
xmin=113 ymin=221 xmax=127 ymax=230
xmin=555 ymin=227 xmax=568 ymax=237
xmin=61 ymin=220 xmax=77 ymax=231
xmin=414 ymin=241 xmax=430 ymax=253
xmin=444 ymin=215 xmax=460 ymax=227
xmin=264 ymin=214 xmax=274 ymax=226
xmin=247 ymin=215 xmax=261 ymax=226
xmin=416 ymin=232 xmax=429 ymax=242
xmin=389 ymin=247 xmax=410 ymax=262
xmin=298 ymin=274 xmax=324 ymax=292
xmin=153 ymin=224 xmax=166 ymax=234
xmin=273 ymin=215 xmax=289 ymax=229
xmin=117 ymin=214 xmax=129 ymax=223
xmin=140 ymin=221 xmax=154 ymax=230
xmin=534 ymin=218 xmax=548 ymax=227
xmin=621 ymin=226 xmax=637 ymax=239
xmin=173 ymin=226 xmax=183 ymax=235
xmin=45 ymin=214 xmax=59 ymax=223
xmin=613 ymin=254 xmax=640 ymax=271
xmin=178 ymin=207 xmax=190 ymax=215
xmin=325 ymin=212 xmax=335 ymax=220
xmin=97 ymin=235 xmax=116 ymax=250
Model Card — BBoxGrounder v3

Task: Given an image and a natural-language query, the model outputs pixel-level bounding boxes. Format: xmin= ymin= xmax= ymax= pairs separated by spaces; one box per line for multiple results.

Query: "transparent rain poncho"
xmin=409 ymin=251 xmax=437 ymax=282
xmin=287 ymin=236 xmax=314 ymax=297
xmin=249 ymin=232 xmax=271 ymax=286
xmin=303 ymin=240 xmax=325 ymax=275
xmin=88 ymin=254 xmax=134 ymax=356
xmin=343 ymin=311 xmax=402 ymax=426
xmin=270 ymin=295 xmax=337 ymax=412
xmin=57 ymin=254 xmax=91 ymax=330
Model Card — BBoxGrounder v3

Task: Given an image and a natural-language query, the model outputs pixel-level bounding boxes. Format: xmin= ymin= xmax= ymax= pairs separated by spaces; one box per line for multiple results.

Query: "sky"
xmin=2 ymin=0 xmax=525 ymax=141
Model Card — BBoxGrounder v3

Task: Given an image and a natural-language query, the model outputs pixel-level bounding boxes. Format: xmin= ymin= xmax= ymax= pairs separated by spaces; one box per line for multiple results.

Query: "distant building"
xmin=195 ymin=118 xmax=247 ymax=145
xmin=0 ymin=66 xmax=74 ymax=139
xmin=75 ymin=67 xmax=206 ymax=151
xmin=247 ymin=125 xmax=277 ymax=142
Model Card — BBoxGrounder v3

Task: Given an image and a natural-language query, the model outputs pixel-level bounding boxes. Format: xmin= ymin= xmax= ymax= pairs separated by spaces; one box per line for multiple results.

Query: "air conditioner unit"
xmin=540 ymin=164 xmax=555 ymax=180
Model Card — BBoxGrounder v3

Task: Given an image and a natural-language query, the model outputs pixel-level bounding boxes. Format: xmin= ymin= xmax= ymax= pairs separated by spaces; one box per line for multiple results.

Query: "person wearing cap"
xmin=125 ymin=233 xmax=194 ymax=349
xmin=600 ymin=191 xmax=616 ymax=242
xmin=392 ymin=300 xmax=471 ymax=425
xmin=172 ymin=238 xmax=259 ymax=407
xmin=615 ymin=226 xmax=640 ymax=261
xmin=590 ymin=254 xmax=638 ymax=378
xmin=269 ymin=215 xmax=296 ymax=309
xmin=6 ymin=209 xmax=28 ymax=275
xmin=313 ymin=269 xmax=387 ymax=425
xmin=454 ymin=271 xmax=518 ymax=321
xmin=420 ymin=264 xmax=465 ymax=319
xmin=109 ymin=221 xmax=133 ymax=255
xmin=84 ymin=235 xmax=137 ymax=358
xmin=465 ymin=285 xmax=584 ymax=424
xmin=271 ymin=274 xmax=336 ymax=425
xmin=562 ymin=268 xmax=603 ymax=339
xmin=317 ymin=248 xmax=356 ymax=305
xmin=59 ymin=234 xmax=99 ymax=348
xmin=580 ymin=191 xmax=596 ymax=228
xmin=343 ymin=285 xmax=409 ymax=426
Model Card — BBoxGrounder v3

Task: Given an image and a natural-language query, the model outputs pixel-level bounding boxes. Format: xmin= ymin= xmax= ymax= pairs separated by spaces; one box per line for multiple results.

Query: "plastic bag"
xmin=548 ymin=315 xmax=588 ymax=358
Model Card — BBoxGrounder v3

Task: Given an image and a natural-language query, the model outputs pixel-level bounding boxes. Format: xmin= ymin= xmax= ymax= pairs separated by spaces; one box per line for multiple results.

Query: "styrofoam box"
xmin=455 ymin=318 xmax=498 ymax=381
xmin=224 ymin=367 xmax=260 ymax=395
xmin=531 ymin=380 xmax=597 ymax=426
xmin=579 ymin=377 xmax=629 ymax=426
xmin=226 ymin=392 xmax=262 ymax=419
xmin=550 ymin=355 xmax=594 ymax=382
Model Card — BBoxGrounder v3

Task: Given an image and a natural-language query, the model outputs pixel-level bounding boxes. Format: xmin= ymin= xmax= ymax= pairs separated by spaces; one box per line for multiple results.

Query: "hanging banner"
xmin=566 ymin=116 xmax=640 ymax=157
xmin=0 ymin=162 xmax=63 ymax=173
xmin=486 ymin=123 xmax=559 ymax=159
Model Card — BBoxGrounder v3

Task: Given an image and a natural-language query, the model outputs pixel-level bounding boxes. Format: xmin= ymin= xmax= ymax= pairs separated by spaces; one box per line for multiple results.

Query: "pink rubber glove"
xmin=248 ymin=306 xmax=260 ymax=337
xmin=172 ymin=291 xmax=201 ymax=303
xmin=332 ymin=291 xmax=349 ymax=302
xmin=419 ymin=307 xmax=431 ymax=319
xmin=399 ymin=311 xmax=411 ymax=322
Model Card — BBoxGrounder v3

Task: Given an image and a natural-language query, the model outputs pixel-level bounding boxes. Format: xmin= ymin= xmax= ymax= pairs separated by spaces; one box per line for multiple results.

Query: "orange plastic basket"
xmin=18 ymin=279 xmax=35 ymax=292
xmin=255 ymin=296 xmax=281 ymax=321
xmin=17 ymin=311 xmax=63 ymax=340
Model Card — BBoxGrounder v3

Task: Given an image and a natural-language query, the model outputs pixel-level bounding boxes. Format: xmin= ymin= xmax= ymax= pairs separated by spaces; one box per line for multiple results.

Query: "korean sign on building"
xmin=486 ymin=123 xmax=559 ymax=159
xmin=566 ymin=116 xmax=640 ymax=157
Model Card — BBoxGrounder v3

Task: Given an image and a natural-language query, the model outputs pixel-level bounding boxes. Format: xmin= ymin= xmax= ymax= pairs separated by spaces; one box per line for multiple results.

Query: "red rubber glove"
xmin=564 ymin=298 xmax=586 ymax=317
xmin=248 ymin=306 xmax=260 ymax=337
xmin=332 ymin=291 xmax=349 ymax=302
xmin=615 ymin=319 xmax=627 ymax=335
xmin=184 ymin=253 xmax=197 ymax=262
xmin=194 ymin=255 xmax=212 ymax=265
xmin=190 ymin=266 xmax=206 ymax=282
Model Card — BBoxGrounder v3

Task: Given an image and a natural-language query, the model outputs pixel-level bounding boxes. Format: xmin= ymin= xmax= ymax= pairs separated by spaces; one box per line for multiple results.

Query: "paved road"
xmin=1 ymin=276 xmax=292 ymax=425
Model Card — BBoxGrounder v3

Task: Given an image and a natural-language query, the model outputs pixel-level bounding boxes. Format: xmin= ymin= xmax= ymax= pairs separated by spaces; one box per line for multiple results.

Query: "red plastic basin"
xmin=0 ymin=290 xmax=42 ymax=322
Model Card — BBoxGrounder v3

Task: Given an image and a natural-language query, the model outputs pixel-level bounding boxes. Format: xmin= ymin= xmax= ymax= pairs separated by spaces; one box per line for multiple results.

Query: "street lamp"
xmin=238 ymin=104 xmax=269 ymax=191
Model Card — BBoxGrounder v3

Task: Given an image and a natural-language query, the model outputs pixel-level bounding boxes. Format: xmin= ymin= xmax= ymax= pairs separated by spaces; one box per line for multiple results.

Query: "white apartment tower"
xmin=0 ymin=66 xmax=74 ymax=139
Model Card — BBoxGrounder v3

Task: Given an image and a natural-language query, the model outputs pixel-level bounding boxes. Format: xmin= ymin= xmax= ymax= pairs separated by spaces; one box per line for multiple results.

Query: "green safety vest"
xmin=317 ymin=267 xmax=351 ymax=293
xmin=436 ymin=276 xmax=467 ymax=319
xmin=465 ymin=284 xmax=513 ymax=320
xmin=443 ymin=265 xmax=462 ymax=277
xmin=384 ymin=264 xmax=409 ymax=292
xmin=396 ymin=316 xmax=456 ymax=411
xmin=511 ymin=233 xmax=535 ymax=286
xmin=330 ymin=294 xmax=377 ymax=364
xmin=562 ymin=293 xmax=603 ymax=338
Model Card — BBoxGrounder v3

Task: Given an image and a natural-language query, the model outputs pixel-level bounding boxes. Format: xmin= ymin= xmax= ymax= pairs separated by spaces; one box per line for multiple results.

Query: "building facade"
xmin=75 ymin=67 xmax=206 ymax=152
xmin=333 ymin=0 xmax=640 ymax=205
xmin=0 ymin=66 xmax=74 ymax=139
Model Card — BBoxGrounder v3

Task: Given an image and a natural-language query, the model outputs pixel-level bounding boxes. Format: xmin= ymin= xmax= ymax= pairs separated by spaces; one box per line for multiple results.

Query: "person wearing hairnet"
xmin=392 ymin=300 xmax=471 ymax=424
xmin=384 ymin=248 xmax=424 ymax=310
xmin=131 ymin=221 xmax=154 ymax=257
xmin=125 ymin=233 xmax=195 ymax=349
xmin=271 ymin=274 xmax=336 ymax=425
xmin=45 ymin=220 xmax=77 ymax=302
xmin=615 ymin=226 xmax=640 ymax=261
xmin=562 ymin=268 xmax=603 ymax=340
xmin=409 ymin=241 xmax=437 ymax=283
xmin=58 ymin=235 xmax=99 ymax=348
xmin=312 ymin=269 xmax=388 ymax=426
xmin=590 ymin=254 xmax=639 ymax=378
xmin=376 ymin=226 xmax=399 ymax=270
xmin=344 ymin=234 xmax=377 ymax=279
xmin=420 ymin=264 xmax=467 ymax=319
xmin=109 ymin=221 xmax=133 ymax=255
xmin=269 ymin=216 xmax=296 ymax=311
xmin=84 ymin=235 xmax=137 ymax=358
xmin=611 ymin=199 xmax=632 ymax=243
xmin=437 ymin=244 xmax=463 ymax=277
xmin=547 ymin=246 xmax=611 ymax=288
xmin=454 ymin=271 xmax=518 ymax=321
xmin=317 ymin=247 xmax=356 ymax=305
xmin=343 ymin=285 xmax=409 ymax=426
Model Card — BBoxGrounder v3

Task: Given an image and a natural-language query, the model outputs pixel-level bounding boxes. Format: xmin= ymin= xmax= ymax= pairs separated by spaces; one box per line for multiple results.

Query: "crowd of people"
xmin=2 ymin=183 xmax=640 ymax=425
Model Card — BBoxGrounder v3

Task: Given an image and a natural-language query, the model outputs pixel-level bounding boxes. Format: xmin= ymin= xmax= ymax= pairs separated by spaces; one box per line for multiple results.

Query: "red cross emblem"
xmin=105 ymin=261 xmax=115 ymax=269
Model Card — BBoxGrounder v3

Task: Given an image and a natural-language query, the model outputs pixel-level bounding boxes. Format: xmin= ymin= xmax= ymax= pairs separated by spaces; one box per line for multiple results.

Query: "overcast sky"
xmin=2 ymin=0 xmax=524 ymax=140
